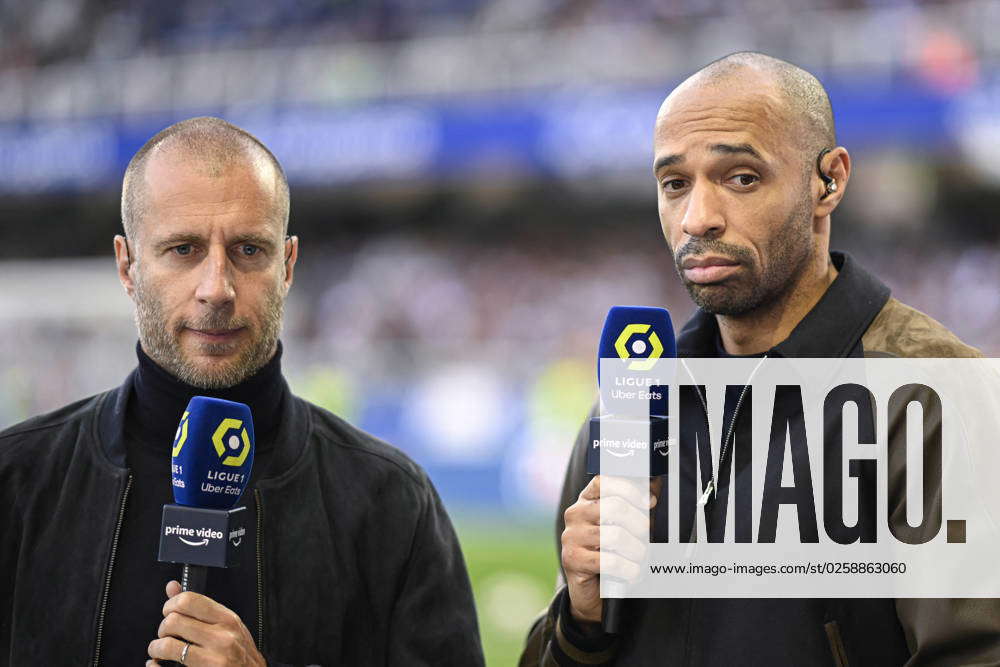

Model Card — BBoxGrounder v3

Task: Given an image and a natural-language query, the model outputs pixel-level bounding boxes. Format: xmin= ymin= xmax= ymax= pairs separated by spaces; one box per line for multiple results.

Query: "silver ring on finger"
xmin=180 ymin=641 xmax=191 ymax=665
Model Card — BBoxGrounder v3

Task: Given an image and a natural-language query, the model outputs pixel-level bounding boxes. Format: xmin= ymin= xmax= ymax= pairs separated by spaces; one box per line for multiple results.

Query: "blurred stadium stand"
xmin=1 ymin=2 xmax=998 ymax=661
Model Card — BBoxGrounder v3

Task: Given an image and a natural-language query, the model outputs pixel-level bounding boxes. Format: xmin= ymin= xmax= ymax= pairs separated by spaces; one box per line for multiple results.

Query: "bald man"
xmin=520 ymin=53 xmax=998 ymax=666
xmin=0 ymin=117 xmax=485 ymax=666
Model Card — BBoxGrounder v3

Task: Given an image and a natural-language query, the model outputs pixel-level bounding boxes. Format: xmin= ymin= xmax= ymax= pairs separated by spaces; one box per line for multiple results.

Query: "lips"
xmin=680 ymin=256 xmax=741 ymax=284
xmin=186 ymin=327 xmax=245 ymax=342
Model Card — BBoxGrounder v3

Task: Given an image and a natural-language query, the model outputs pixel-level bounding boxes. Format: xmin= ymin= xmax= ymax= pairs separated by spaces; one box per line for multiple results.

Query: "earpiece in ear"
xmin=816 ymin=148 xmax=837 ymax=200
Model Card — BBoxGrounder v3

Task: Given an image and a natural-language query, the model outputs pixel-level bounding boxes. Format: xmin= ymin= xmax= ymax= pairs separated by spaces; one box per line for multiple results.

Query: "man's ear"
xmin=114 ymin=234 xmax=136 ymax=299
xmin=282 ymin=235 xmax=299 ymax=292
xmin=814 ymin=147 xmax=850 ymax=219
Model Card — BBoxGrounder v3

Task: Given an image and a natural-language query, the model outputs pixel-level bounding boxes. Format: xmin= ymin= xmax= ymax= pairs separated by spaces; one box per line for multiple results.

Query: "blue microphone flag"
xmin=590 ymin=305 xmax=676 ymax=476
xmin=171 ymin=396 xmax=255 ymax=509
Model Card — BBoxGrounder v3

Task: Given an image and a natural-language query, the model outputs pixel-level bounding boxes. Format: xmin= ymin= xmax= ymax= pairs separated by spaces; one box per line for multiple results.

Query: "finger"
xmin=569 ymin=547 xmax=642 ymax=582
xmin=650 ymin=476 xmax=664 ymax=499
xmin=148 ymin=636 xmax=200 ymax=665
xmin=565 ymin=493 xmax=601 ymax=530
xmin=562 ymin=540 xmax=598 ymax=576
xmin=566 ymin=521 xmax=648 ymax=560
xmin=569 ymin=493 xmax=651 ymax=536
xmin=158 ymin=611 xmax=219 ymax=649
xmin=598 ymin=524 xmax=648 ymax=562
xmin=163 ymin=590 xmax=237 ymax=625
xmin=599 ymin=550 xmax=643 ymax=584
xmin=166 ymin=580 xmax=182 ymax=598
xmin=580 ymin=475 xmax=657 ymax=511
xmin=599 ymin=476 xmax=656 ymax=510
xmin=562 ymin=522 xmax=601 ymax=554
xmin=599 ymin=495 xmax=654 ymax=539
xmin=578 ymin=475 xmax=602 ymax=501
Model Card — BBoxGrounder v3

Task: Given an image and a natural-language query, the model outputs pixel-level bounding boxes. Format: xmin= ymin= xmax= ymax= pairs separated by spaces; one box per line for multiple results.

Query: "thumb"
xmin=165 ymin=579 xmax=183 ymax=599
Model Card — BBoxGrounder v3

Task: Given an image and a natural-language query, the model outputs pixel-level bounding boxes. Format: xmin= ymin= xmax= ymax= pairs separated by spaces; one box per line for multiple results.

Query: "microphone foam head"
xmin=598 ymin=305 xmax=676 ymax=377
xmin=171 ymin=396 xmax=255 ymax=509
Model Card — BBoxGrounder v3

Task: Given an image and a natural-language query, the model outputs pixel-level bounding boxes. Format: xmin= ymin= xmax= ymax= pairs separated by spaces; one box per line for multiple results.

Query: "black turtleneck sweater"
xmin=101 ymin=342 xmax=286 ymax=665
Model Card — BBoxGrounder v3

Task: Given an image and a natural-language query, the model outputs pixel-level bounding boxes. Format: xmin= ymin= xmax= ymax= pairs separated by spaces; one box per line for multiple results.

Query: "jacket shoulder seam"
xmin=0 ymin=395 xmax=101 ymax=443
xmin=0 ymin=415 xmax=80 ymax=442
xmin=862 ymin=298 xmax=981 ymax=358
xmin=329 ymin=438 xmax=425 ymax=486
xmin=305 ymin=403 xmax=426 ymax=487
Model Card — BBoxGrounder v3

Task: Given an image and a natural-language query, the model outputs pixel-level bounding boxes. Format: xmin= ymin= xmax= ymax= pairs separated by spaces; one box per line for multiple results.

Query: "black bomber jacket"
xmin=0 ymin=372 xmax=485 ymax=666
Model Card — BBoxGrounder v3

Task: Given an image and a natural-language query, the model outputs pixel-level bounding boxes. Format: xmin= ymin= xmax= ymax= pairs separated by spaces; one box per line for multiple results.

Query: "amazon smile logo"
xmin=606 ymin=449 xmax=636 ymax=458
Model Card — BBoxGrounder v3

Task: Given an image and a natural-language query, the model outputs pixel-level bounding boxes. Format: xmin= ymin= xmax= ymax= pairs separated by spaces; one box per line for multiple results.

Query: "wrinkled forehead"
xmin=653 ymin=82 xmax=799 ymax=167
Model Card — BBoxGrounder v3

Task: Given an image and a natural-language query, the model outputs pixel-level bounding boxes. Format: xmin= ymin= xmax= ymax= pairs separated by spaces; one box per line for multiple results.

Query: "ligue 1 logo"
xmin=614 ymin=323 xmax=664 ymax=371
xmin=172 ymin=410 xmax=190 ymax=457
xmin=211 ymin=418 xmax=251 ymax=467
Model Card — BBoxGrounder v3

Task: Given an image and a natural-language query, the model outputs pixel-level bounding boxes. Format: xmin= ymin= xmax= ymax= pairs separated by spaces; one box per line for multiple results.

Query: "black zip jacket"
xmin=520 ymin=252 xmax=997 ymax=667
xmin=0 ymin=371 xmax=485 ymax=666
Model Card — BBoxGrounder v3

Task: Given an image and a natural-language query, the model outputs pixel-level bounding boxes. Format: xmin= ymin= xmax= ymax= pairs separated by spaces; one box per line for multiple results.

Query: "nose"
xmin=194 ymin=246 xmax=235 ymax=308
xmin=681 ymin=182 xmax=726 ymax=239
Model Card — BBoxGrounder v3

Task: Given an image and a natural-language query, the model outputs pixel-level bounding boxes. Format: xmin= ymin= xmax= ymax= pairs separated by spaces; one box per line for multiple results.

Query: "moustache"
xmin=674 ymin=239 xmax=754 ymax=268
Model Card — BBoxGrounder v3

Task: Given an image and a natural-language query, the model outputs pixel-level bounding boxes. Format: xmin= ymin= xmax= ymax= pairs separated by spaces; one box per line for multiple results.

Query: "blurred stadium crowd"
xmin=2 ymin=0 xmax=998 ymax=118
xmin=1 ymin=2 xmax=997 ymax=661
xmin=4 ymin=0 xmax=992 ymax=69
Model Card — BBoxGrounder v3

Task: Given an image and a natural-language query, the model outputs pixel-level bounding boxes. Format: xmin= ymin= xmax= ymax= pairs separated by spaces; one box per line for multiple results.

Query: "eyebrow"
xmin=153 ymin=232 xmax=203 ymax=250
xmin=653 ymin=143 xmax=766 ymax=172
xmin=711 ymin=143 xmax=764 ymax=160
xmin=231 ymin=233 xmax=279 ymax=250
xmin=152 ymin=232 xmax=278 ymax=251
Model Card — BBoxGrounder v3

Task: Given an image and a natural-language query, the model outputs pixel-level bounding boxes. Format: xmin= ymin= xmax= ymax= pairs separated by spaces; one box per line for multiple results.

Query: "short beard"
xmin=133 ymin=272 xmax=284 ymax=389
xmin=674 ymin=191 xmax=814 ymax=317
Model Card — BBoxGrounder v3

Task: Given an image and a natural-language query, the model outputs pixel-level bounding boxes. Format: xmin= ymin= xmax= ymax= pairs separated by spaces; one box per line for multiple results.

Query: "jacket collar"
xmin=96 ymin=368 xmax=310 ymax=479
xmin=676 ymin=252 xmax=890 ymax=358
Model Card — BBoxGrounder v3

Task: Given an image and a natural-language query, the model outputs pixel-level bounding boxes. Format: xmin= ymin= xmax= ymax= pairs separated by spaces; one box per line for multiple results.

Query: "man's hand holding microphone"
xmin=151 ymin=397 xmax=262 ymax=666
xmin=564 ymin=306 xmax=676 ymax=633
xmin=562 ymin=475 xmax=663 ymax=629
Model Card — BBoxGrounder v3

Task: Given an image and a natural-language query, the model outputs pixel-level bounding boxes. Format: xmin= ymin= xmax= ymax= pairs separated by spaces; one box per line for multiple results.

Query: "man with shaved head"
xmin=0 ymin=117 xmax=485 ymax=666
xmin=521 ymin=53 xmax=998 ymax=666
xmin=118 ymin=117 xmax=293 ymax=391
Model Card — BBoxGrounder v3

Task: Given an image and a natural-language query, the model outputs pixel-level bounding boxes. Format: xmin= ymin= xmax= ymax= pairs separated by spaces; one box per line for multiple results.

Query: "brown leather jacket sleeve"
xmin=864 ymin=299 xmax=1000 ymax=664
xmin=885 ymin=383 xmax=1000 ymax=665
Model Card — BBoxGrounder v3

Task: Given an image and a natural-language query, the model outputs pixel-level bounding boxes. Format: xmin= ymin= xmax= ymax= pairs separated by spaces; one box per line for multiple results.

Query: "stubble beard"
xmin=674 ymin=190 xmax=815 ymax=317
xmin=133 ymin=272 xmax=285 ymax=389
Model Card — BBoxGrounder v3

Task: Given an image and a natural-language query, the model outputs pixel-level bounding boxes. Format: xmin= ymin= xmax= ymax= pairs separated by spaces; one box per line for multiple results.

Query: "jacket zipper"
xmin=825 ymin=620 xmax=850 ymax=667
xmin=681 ymin=355 xmax=768 ymax=502
xmin=92 ymin=474 xmax=133 ymax=667
xmin=254 ymin=487 xmax=265 ymax=655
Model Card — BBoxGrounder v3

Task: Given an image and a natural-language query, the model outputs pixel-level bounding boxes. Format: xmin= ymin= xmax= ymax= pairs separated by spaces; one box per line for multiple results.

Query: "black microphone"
xmin=588 ymin=306 xmax=676 ymax=634
xmin=158 ymin=396 xmax=255 ymax=665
